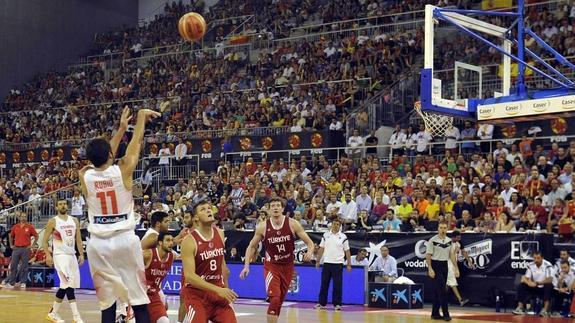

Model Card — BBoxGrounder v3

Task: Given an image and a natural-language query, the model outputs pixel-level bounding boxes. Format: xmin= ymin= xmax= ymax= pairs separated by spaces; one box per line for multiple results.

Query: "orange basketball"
xmin=178 ymin=12 xmax=207 ymax=42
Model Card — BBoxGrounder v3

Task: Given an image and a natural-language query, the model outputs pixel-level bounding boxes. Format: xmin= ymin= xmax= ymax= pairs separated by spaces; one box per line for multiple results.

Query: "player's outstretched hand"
xmin=239 ymin=267 xmax=249 ymax=280
xmin=216 ymin=287 xmax=238 ymax=304
xmin=303 ymin=250 xmax=313 ymax=263
xmin=120 ymin=106 xmax=133 ymax=129
xmin=137 ymin=109 xmax=161 ymax=123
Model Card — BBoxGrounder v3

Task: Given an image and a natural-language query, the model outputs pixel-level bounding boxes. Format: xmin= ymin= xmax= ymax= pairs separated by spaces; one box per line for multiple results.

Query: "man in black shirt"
xmin=455 ymin=211 xmax=476 ymax=232
xmin=365 ymin=130 xmax=379 ymax=156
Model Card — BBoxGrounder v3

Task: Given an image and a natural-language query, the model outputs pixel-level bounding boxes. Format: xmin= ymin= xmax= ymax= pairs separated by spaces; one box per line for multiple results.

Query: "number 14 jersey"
xmin=263 ymin=216 xmax=295 ymax=264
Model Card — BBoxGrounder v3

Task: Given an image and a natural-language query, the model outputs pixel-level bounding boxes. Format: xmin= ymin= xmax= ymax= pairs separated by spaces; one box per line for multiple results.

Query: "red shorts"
xmin=181 ymin=287 xmax=237 ymax=323
xmin=264 ymin=261 xmax=294 ymax=304
xmin=147 ymin=292 xmax=167 ymax=322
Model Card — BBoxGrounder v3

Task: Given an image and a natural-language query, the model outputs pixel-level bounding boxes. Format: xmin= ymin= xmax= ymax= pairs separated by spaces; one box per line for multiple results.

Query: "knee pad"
xmin=66 ymin=288 xmax=75 ymax=300
xmin=55 ymin=288 xmax=66 ymax=300
xmin=267 ymin=296 xmax=281 ymax=316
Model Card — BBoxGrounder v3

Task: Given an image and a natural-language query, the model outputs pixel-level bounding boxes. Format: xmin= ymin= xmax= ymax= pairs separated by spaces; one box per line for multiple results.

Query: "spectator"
xmin=350 ymin=248 xmax=369 ymax=266
xmin=370 ymin=245 xmax=398 ymax=282
xmin=382 ymin=209 xmax=402 ymax=232
xmin=455 ymin=210 xmax=476 ymax=232
xmin=338 ymin=193 xmax=358 ymax=230
xmin=70 ymin=189 xmax=85 ymax=219
xmin=495 ymin=211 xmax=516 ymax=232
xmin=476 ymin=211 xmax=497 ymax=233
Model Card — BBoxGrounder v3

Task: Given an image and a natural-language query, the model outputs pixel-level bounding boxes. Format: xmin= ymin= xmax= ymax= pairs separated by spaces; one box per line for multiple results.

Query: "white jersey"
xmin=141 ymin=228 xmax=159 ymax=242
xmin=52 ymin=215 xmax=77 ymax=255
xmin=84 ymin=165 xmax=136 ymax=237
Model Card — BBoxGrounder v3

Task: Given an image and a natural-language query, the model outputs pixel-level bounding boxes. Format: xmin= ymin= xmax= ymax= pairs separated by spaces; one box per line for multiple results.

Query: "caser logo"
xmin=531 ymin=101 xmax=548 ymax=112
xmin=478 ymin=106 xmax=494 ymax=118
xmin=561 ymin=98 xmax=575 ymax=109
xmin=504 ymin=103 xmax=521 ymax=115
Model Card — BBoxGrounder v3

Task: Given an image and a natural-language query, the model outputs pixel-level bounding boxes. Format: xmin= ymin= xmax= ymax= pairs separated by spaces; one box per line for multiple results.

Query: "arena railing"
xmin=0 ymin=183 xmax=77 ymax=230
xmin=290 ymin=9 xmax=425 ymax=36
xmin=220 ymin=134 xmax=575 ymax=166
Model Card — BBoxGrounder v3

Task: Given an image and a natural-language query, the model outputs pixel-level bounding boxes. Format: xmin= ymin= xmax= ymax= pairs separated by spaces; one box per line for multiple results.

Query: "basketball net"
xmin=413 ymin=101 xmax=453 ymax=136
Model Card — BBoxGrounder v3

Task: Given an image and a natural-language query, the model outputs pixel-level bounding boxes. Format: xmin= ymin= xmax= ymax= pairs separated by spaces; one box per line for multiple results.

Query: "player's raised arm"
xmin=291 ymin=218 xmax=315 ymax=262
xmin=109 ymin=106 xmax=132 ymax=159
xmin=42 ymin=218 xmax=56 ymax=267
xmin=141 ymin=233 xmax=159 ymax=250
xmin=181 ymin=233 xmax=238 ymax=303
xmin=118 ymin=109 xmax=161 ymax=182
xmin=239 ymin=221 xmax=265 ymax=279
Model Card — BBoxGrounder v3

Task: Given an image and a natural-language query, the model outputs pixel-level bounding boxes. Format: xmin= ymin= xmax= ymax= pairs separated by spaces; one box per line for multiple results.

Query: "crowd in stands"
xmin=127 ymin=131 xmax=575 ymax=239
xmin=1 ymin=0 xmax=575 ymax=238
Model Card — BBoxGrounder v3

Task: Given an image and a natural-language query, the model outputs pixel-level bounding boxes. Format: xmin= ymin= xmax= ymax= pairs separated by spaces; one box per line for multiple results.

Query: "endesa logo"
xmin=510 ymin=241 xmax=539 ymax=269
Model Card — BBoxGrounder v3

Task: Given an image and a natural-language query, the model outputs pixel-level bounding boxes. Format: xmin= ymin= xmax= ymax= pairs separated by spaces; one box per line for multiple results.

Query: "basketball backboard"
xmin=420 ymin=0 xmax=575 ymax=123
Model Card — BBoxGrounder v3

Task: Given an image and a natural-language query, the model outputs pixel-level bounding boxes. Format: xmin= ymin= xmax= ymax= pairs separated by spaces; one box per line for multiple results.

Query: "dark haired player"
xmin=80 ymin=107 xmax=160 ymax=322
xmin=144 ymin=232 xmax=175 ymax=323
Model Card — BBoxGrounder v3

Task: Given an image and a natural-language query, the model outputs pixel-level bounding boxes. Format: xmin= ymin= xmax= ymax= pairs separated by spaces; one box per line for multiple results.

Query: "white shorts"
xmin=447 ymin=261 xmax=457 ymax=287
xmin=54 ymin=254 xmax=80 ymax=289
xmin=87 ymin=230 xmax=149 ymax=310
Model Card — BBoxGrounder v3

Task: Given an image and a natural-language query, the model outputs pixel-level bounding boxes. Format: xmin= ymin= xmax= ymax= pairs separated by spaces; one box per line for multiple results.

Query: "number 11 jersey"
xmin=84 ymin=165 xmax=136 ymax=238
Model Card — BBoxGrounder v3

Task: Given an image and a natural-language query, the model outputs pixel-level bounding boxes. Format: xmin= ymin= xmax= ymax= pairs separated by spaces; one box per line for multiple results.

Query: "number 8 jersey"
xmin=84 ymin=165 xmax=136 ymax=238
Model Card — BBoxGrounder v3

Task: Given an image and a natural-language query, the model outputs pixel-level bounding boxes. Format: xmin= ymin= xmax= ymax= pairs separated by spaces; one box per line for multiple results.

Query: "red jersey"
xmin=191 ymin=227 xmax=226 ymax=287
xmin=263 ymin=216 xmax=295 ymax=264
xmin=145 ymin=248 xmax=174 ymax=295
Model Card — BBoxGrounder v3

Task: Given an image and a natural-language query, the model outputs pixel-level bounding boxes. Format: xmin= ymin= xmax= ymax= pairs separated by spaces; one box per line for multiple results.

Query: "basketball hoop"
xmin=413 ymin=101 xmax=453 ymax=136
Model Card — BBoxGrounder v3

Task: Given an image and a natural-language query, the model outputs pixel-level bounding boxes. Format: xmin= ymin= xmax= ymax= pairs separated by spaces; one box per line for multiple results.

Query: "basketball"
xmin=178 ymin=12 xmax=206 ymax=42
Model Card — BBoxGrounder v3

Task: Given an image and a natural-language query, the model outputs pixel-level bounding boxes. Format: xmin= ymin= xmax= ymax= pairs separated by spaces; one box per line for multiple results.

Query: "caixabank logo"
xmin=510 ymin=241 xmax=539 ymax=269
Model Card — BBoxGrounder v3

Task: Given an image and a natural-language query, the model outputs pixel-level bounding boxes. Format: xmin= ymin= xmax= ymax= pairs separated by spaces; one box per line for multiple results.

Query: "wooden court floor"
xmin=0 ymin=287 xmax=571 ymax=322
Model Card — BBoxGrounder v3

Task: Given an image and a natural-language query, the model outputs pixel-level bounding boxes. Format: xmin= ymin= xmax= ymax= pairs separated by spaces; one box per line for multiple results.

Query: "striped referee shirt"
xmin=426 ymin=234 xmax=453 ymax=261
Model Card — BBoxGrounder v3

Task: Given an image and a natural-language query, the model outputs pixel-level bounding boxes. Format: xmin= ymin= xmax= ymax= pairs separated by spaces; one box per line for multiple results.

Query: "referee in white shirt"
xmin=315 ymin=218 xmax=352 ymax=310
xmin=426 ymin=221 xmax=458 ymax=321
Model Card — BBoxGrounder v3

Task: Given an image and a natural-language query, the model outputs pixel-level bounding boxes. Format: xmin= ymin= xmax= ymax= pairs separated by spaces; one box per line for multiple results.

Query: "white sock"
xmin=52 ymin=301 xmax=62 ymax=314
xmin=70 ymin=301 xmax=80 ymax=317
